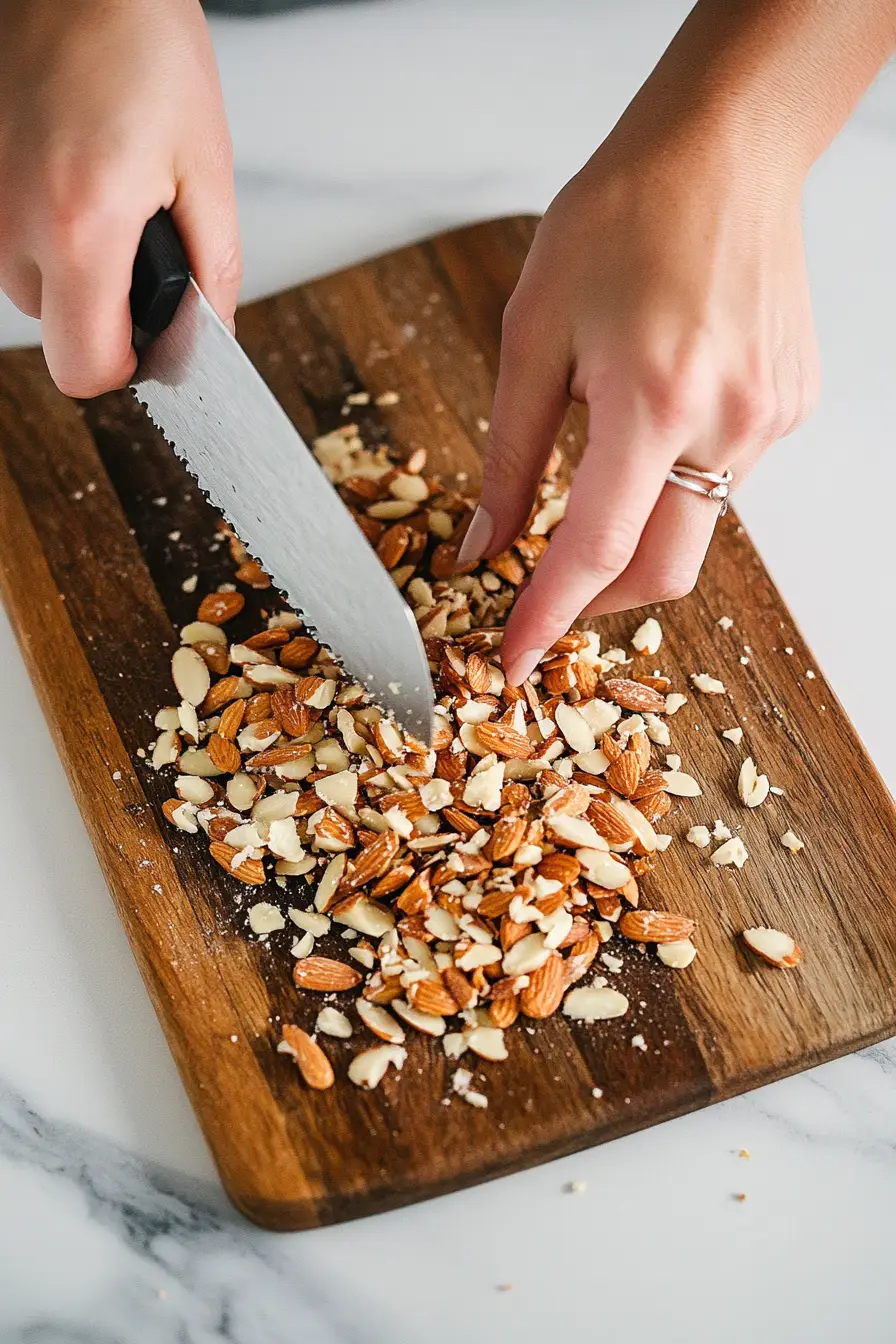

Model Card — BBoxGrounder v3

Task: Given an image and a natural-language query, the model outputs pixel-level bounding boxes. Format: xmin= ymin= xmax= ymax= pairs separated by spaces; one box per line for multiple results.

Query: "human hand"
xmin=460 ymin=111 xmax=819 ymax=687
xmin=0 ymin=0 xmax=239 ymax=397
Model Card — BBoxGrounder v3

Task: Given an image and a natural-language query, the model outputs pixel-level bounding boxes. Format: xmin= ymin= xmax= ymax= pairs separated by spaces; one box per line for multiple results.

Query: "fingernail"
xmin=225 ymin=316 xmax=237 ymax=337
xmin=503 ymin=647 xmax=544 ymax=688
xmin=456 ymin=505 xmax=494 ymax=567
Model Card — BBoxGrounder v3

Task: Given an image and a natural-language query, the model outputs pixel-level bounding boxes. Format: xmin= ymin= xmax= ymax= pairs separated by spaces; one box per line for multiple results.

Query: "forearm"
xmin=611 ymin=0 xmax=896 ymax=175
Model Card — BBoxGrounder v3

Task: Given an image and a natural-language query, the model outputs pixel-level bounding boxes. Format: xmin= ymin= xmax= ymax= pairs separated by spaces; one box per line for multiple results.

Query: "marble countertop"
xmin=2 ymin=2 xmax=895 ymax=1340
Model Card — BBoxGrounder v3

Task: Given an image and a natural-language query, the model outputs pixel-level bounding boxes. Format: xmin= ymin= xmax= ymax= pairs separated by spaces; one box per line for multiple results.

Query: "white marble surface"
xmin=1 ymin=2 xmax=895 ymax=1339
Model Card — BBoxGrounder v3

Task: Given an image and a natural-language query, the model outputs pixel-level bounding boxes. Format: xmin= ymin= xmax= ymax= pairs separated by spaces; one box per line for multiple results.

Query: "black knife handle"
xmin=130 ymin=209 xmax=190 ymax=338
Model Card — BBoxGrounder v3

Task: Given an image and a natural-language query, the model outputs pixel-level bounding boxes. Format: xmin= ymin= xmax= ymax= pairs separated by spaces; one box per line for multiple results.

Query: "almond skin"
xmin=280 ymin=1024 xmax=334 ymax=1089
xmin=475 ymin=721 xmax=534 ymax=759
xmin=207 ymin=734 xmax=242 ymax=774
xmin=536 ymin=852 xmax=581 ymax=886
xmin=520 ymin=953 xmax=566 ymax=1019
xmin=344 ymin=829 xmax=400 ymax=889
xmin=292 ymin=957 xmax=363 ymax=991
xmin=209 ymin=840 xmax=266 ymax=885
xmin=197 ymin=591 xmax=245 ymax=625
xmin=601 ymin=678 xmax=667 ymax=713
xmin=408 ymin=979 xmax=459 ymax=1016
xmin=586 ymin=799 xmax=637 ymax=846
xmin=618 ymin=910 xmax=696 ymax=944
xmin=605 ymin=753 xmax=642 ymax=798
xmin=489 ymin=994 xmax=519 ymax=1028
xmin=486 ymin=815 xmax=527 ymax=862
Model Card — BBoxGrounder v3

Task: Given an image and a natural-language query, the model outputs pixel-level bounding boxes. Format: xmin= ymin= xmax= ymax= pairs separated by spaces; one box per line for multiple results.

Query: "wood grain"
xmin=0 ymin=217 xmax=894 ymax=1231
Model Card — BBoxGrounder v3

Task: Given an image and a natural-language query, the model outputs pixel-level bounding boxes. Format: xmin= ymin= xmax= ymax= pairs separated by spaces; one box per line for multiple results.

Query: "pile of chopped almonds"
xmin=147 ymin=420 xmax=802 ymax=1100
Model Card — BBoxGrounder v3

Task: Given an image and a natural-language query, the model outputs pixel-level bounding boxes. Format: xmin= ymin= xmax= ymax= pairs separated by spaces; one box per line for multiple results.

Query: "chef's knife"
xmin=129 ymin=210 xmax=435 ymax=745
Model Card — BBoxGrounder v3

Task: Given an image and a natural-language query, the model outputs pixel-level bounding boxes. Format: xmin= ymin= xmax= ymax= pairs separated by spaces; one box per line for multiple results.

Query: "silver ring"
xmin=666 ymin=465 xmax=733 ymax=515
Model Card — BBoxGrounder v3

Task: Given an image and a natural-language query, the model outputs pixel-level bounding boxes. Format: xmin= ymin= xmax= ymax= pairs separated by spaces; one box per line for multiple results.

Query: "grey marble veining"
xmin=2 ymin=1 xmax=896 ymax=1340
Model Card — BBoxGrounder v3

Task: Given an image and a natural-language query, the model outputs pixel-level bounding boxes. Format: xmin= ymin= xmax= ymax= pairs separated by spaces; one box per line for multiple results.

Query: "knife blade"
xmin=128 ymin=211 xmax=435 ymax=744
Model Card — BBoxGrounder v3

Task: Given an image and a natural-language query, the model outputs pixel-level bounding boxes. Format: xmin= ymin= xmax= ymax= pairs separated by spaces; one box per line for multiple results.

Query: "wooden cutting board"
xmin=1 ymin=217 xmax=894 ymax=1232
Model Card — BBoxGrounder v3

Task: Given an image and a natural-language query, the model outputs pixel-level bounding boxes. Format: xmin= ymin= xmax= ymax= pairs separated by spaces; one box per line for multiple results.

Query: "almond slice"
xmin=563 ymin=986 xmax=629 ymax=1021
xmin=356 ymin=999 xmax=406 ymax=1044
xmin=347 ymin=1044 xmax=407 ymax=1089
xmin=742 ymin=926 xmax=802 ymax=968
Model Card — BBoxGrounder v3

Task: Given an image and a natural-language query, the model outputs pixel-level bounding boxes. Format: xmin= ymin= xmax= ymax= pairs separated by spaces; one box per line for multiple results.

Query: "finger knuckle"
xmin=483 ymin=424 xmax=531 ymax=487
xmin=726 ymin=379 xmax=779 ymax=446
xmin=53 ymin=356 xmax=133 ymax=400
xmin=655 ymin=573 xmax=697 ymax=604
xmin=583 ymin=521 xmax=639 ymax=578
xmin=640 ymin=347 xmax=709 ymax=436
xmin=212 ymin=238 xmax=243 ymax=297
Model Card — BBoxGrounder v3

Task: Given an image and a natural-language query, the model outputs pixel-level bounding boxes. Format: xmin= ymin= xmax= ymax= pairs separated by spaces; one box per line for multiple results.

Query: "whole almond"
xmin=197 ymin=591 xmax=245 ymax=625
xmin=245 ymin=692 xmax=272 ymax=723
xmin=602 ymin=678 xmax=667 ymax=714
xmin=200 ymin=676 xmax=242 ymax=715
xmin=242 ymin=628 xmax=290 ymax=652
xmin=489 ymin=994 xmax=519 ymax=1028
xmin=371 ymin=863 xmax=416 ymax=898
xmin=618 ymin=909 xmax=696 ymax=944
xmin=487 ymin=815 xmax=527 ymax=862
xmin=536 ymin=852 xmax=581 ymax=886
xmin=217 ymin=699 xmax=246 ymax=741
xmin=605 ymin=753 xmax=642 ymax=798
xmin=586 ymin=798 xmax=637 ymax=846
xmin=292 ymin=957 xmax=362 ymax=991
xmin=476 ymin=721 xmax=534 ymax=760
xmin=280 ymin=1024 xmax=334 ymax=1090
xmin=271 ymin=685 xmax=313 ymax=737
xmin=248 ymin=741 xmax=312 ymax=769
xmin=279 ymin=636 xmax=320 ymax=670
xmin=207 ymin=734 xmax=242 ymax=774
xmin=520 ymin=953 xmax=565 ymax=1018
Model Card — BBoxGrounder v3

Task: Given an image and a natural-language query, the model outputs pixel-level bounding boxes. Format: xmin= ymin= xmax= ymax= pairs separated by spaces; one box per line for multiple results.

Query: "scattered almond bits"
xmin=143 ymin=406 xmax=810 ymax=1099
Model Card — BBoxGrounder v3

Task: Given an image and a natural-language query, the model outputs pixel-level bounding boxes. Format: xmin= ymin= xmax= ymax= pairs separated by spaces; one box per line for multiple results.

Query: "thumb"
xmin=458 ymin=306 xmax=569 ymax=566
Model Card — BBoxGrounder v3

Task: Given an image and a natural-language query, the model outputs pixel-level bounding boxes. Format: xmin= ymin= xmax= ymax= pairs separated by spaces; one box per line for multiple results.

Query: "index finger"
xmin=500 ymin=397 xmax=683 ymax=684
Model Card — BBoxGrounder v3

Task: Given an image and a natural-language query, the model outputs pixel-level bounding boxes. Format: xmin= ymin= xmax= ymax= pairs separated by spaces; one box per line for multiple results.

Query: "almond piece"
xmin=536 ymin=852 xmax=581 ymax=886
xmin=618 ymin=909 xmax=696 ymax=944
xmin=279 ymin=636 xmax=320 ymax=670
xmin=292 ymin=957 xmax=363 ymax=991
xmin=207 ymin=733 xmax=242 ymax=774
xmin=602 ymin=678 xmax=666 ymax=713
xmin=209 ymin=840 xmax=266 ymax=885
xmin=586 ymin=799 xmax=637 ymax=846
xmin=197 ymin=590 xmax=245 ymax=625
xmin=475 ymin=721 xmax=534 ymax=760
xmin=519 ymin=953 xmax=565 ymax=1019
xmin=347 ymin=1044 xmax=407 ymax=1089
xmin=742 ymin=926 xmax=802 ymax=968
xmin=563 ymin=986 xmax=629 ymax=1021
xmin=486 ymin=815 xmax=527 ymax=862
xmin=278 ymin=1025 xmax=334 ymax=1090
xmin=171 ymin=647 xmax=211 ymax=708
xmin=356 ymin=999 xmax=406 ymax=1043
xmin=408 ymin=979 xmax=459 ymax=1017
xmin=605 ymin=752 xmax=642 ymax=798
xmin=489 ymin=995 xmax=519 ymax=1028
xmin=343 ymin=829 xmax=400 ymax=889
